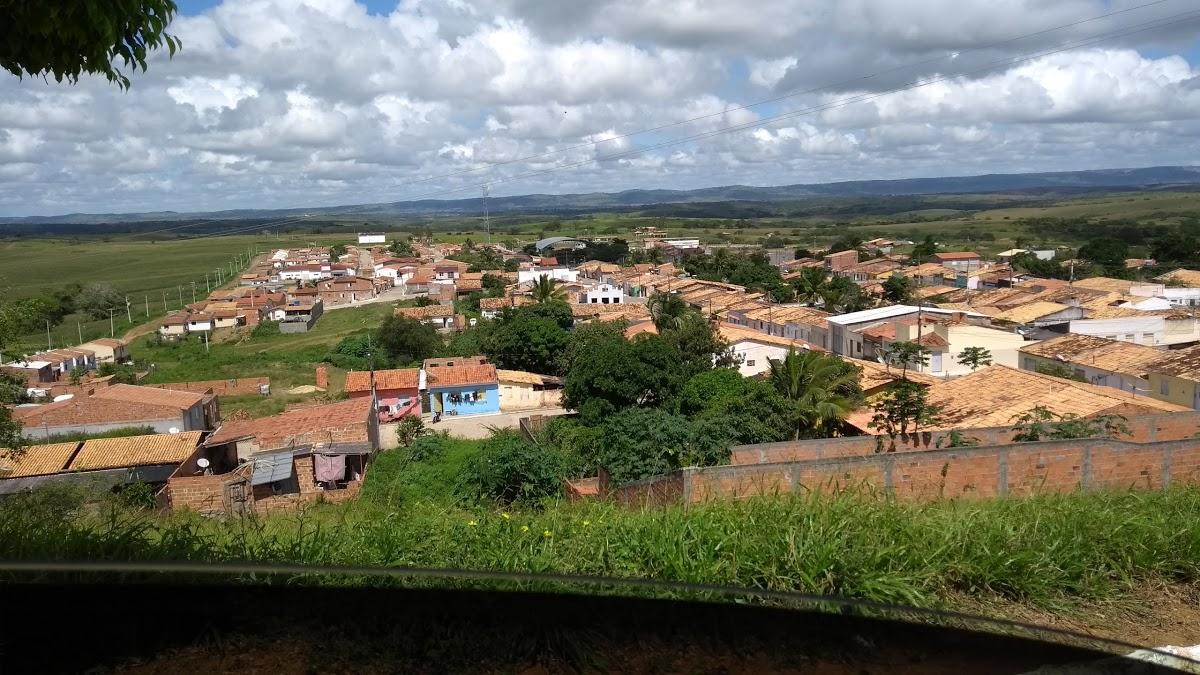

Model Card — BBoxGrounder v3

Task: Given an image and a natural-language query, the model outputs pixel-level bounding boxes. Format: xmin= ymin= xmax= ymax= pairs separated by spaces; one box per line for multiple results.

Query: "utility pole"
xmin=203 ymin=330 xmax=210 ymax=353
xmin=191 ymin=282 xmax=197 ymax=304
xmin=77 ymin=322 xmax=82 ymax=344
xmin=145 ymin=295 xmax=150 ymax=317
xmin=46 ymin=320 xmax=51 ymax=350
xmin=109 ymin=309 xmax=115 ymax=338
xmin=483 ymin=184 xmax=491 ymax=247
xmin=206 ymin=273 xmax=210 ymax=293
xmin=162 ymin=289 xmax=168 ymax=312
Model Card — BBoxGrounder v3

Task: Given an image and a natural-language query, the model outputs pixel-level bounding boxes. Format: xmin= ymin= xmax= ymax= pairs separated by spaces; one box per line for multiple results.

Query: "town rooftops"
xmin=480 ymin=296 xmax=533 ymax=311
xmin=827 ymin=305 xmax=987 ymax=326
xmin=1144 ymin=345 xmax=1200 ymax=382
xmin=845 ymin=365 xmax=1188 ymax=433
xmin=1156 ymin=269 xmax=1200 ymax=287
xmin=394 ymin=304 xmax=455 ymax=319
xmin=496 ymin=369 xmax=560 ymax=386
xmin=205 ymin=397 xmax=373 ymax=448
xmin=989 ymin=301 xmax=1072 ymax=325
xmin=93 ymin=384 xmax=206 ymax=410
xmin=81 ymin=338 xmax=125 ymax=348
xmin=344 ymin=368 xmax=420 ymax=392
xmin=70 ymin=431 xmax=205 ymax=471
xmin=853 ymin=359 xmax=942 ymax=392
xmin=717 ymin=322 xmax=822 ymax=351
xmin=425 ymin=363 xmax=498 ymax=388
xmin=0 ymin=442 xmax=79 ymax=478
xmin=932 ymin=251 xmax=981 ymax=261
xmin=1072 ymin=276 xmax=1151 ymax=294
xmin=13 ymin=396 xmax=186 ymax=428
xmin=1020 ymin=334 xmax=1165 ymax=378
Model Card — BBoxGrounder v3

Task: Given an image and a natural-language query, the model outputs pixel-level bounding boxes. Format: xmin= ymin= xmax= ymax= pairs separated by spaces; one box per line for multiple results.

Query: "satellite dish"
xmin=168 ymin=427 xmax=180 ymax=434
xmin=196 ymin=458 xmax=211 ymax=469
xmin=52 ymin=394 xmax=74 ymax=402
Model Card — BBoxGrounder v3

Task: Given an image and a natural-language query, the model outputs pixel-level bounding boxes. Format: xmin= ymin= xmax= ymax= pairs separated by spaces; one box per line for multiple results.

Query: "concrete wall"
xmin=498 ymin=383 xmax=561 ymax=411
xmin=945 ymin=324 xmax=1028 ymax=375
xmin=431 ymin=384 xmax=499 ymax=416
xmin=23 ymin=416 xmax=185 ymax=440
xmin=1021 ymin=353 xmax=1147 ymax=397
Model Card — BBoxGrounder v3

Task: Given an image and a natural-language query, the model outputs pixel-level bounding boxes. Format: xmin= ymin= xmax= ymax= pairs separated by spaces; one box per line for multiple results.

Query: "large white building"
xmin=358 ymin=232 xmax=387 ymax=245
xmin=517 ymin=268 xmax=579 ymax=285
xmin=580 ymin=283 xmax=624 ymax=305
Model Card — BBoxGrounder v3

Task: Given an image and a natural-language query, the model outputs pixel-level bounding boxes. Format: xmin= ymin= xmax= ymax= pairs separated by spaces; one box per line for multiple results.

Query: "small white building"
xmin=517 ymin=268 xmax=579 ymax=285
xmin=581 ymin=283 xmax=624 ymax=305
xmin=186 ymin=314 xmax=214 ymax=333
xmin=278 ymin=265 xmax=331 ymax=282
xmin=717 ymin=323 xmax=814 ymax=378
xmin=1069 ymin=315 xmax=1200 ymax=348
xmin=358 ymin=232 xmax=387 ymax=245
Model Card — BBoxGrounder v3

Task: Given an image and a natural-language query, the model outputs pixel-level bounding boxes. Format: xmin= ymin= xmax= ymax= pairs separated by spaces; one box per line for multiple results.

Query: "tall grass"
xmin=2 ymin=481 xmax=1198 ymax=610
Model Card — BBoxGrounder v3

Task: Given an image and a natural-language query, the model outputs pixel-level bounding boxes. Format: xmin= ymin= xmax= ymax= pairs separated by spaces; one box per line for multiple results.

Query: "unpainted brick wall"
xmin=672 ymin=436 xmax=1200 ymax=505
xmin=729 ymin=411 xmax=1200 ymax=466
xmin=148 ymin=377 xmax=271 ymax=397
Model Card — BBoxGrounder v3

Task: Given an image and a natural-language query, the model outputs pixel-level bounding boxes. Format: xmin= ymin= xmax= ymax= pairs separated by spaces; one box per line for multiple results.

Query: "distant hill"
xmin=3 ymin=165 xmax=1199 ymax=226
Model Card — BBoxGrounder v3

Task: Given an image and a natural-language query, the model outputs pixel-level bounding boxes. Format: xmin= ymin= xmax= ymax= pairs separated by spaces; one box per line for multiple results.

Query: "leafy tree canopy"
xmin=481 ymin=306 xmax=570 ymax=374
xmin=2 ymin=0 xmax=180 ymax=90
xmin=378 ymin=315 xmax=441 ymax=365
xmin=588 ymin=408 xmax=729 ymax=483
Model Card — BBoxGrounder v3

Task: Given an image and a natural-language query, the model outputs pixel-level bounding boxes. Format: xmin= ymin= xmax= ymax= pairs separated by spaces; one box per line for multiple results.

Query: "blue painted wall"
xmin=432 ymin=383 xmax=499 ymax=416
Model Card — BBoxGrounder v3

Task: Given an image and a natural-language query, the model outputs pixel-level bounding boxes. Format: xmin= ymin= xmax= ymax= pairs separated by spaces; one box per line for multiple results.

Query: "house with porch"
xmin=422 ymin=356 xmax=499 ymax=417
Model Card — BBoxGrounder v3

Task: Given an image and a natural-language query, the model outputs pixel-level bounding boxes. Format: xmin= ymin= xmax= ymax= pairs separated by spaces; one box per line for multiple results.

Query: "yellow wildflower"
xmin=582 ymin=520 xmax=591 ymax=526
xmin=501 ymin=513 xmax=511 ymax=520
xmin=543 ymin=530 xmax=553 ymax=538
xmin=520 ymin=525 xmax=530 ymax=532
xmin=467 ymin=520 xmax=477 ymax=527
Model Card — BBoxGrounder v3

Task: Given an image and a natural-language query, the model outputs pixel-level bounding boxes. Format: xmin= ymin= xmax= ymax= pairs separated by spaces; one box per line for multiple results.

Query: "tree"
xmin=96 ymin=362 xmax=136 ymax=384
xmin=1077 ymin=237 xmax=1130 ymax=271
xmin=1011 ymin=406 xmax=1130 ymax=442
xmin=0 ymin=407 xmax=23 ymax=458
xmin=457 ymin=430 xmax=566 ymax=505
xmin=884 ymin=341 xmax=929 ymax=380
xmin=481 ymin=306 xmax=569 ymax=374
xmin=881 ymin=273 xmax=914 ymax=304
xmin=794 ymin=248 xmax=814 ymax=260
xmin=768 ymin=349 xmax=863 ymax=439
xmin=329 ymin=243 xmax=348 ymax=259
xmin=1034 ymin=362 xmax=1086 ymax=382
xmin=911 ymin=235 xmax=938 ymax=262
xmin=388 ymin=238 xmax=416 ymax=258
xmin=530 ymin=275 xmax=567 ymax=303
xmin=588 ymin=408 xmax=730 ymax=483
xmin=869 ymin=381 xmax=942 ymax=451
xmin=2 ymin=0 xmax=180 ymax=90
xmin=792 ymin=267 xmax=829 ymax=306
xmin=647 ymin=292 xmax=690 ymax=331
xmin=658 ymin=312 xmax=735 ymax=379
xmin=956 ymin=346 xmax=993 ymax=371
xmin=819 ymin=275 xmax=872 ymax=313
xmin=378 ymin=315 xmax=441 ymax=365
xmin=676 ymin=369 xmax=793 ymax=445
xmin=76 ymin=283 xmax=126 ymax=320
xmin=562 ymin=335 xmax=686 ymax=423
xmin=827 ymin=235 xmax=863 ymax=254
xmin=558 ymin=319 xmax=627 ymax=374
xmin=0 ymin=371 xmax=30 ymax=405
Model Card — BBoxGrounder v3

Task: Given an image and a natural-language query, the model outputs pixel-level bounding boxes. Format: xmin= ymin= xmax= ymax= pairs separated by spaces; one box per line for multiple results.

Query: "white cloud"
xmin=0 ymin=0 xmax=1198 ymax=215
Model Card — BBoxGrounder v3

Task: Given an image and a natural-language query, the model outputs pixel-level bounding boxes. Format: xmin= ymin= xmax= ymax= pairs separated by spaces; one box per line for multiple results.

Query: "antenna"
xmin=483 ymin=184 xmax=491 ymax=247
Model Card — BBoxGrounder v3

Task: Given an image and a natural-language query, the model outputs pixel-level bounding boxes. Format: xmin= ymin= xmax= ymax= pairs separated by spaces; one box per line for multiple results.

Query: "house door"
xmin=431 ymin=392 xmax=444 ymax=414
xmin=225 ymin=482 xmax=248 ymax=516
xmin=930 ymin=352 xmax=943 ymax=373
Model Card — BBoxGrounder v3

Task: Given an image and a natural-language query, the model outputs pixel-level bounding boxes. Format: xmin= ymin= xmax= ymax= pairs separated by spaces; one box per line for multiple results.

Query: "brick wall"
xmin=147 ymin=377 xmax=270 ymax=397
xmin=611 ymin=472 xmax=685 ymax=507
xmin=674 ymin=436 xmax=1200 ymax=505
xmin=730 ymin=411 xmax=1200 ymax=466
xmin=166 ymin=472 xmax=248 ymax=515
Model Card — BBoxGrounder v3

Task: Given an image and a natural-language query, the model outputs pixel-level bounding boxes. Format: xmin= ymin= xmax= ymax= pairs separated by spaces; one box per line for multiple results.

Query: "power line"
xmin=393 ymin=7 xmax=1200 ymax=205
xmin=383 ymin=0 xmax=1180 ymax=197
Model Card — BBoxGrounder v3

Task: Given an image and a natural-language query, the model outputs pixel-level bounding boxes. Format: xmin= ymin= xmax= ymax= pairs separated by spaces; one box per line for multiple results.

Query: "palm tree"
xmin=530 ymin=275 xmax=566 ymax=303
xmin=647 ymin=291 xmax=690 ymax=331
xmin=769 ymin=348 xmax=862 ymax=439
xmin=792 ymin=267 xmax=829 ymax=306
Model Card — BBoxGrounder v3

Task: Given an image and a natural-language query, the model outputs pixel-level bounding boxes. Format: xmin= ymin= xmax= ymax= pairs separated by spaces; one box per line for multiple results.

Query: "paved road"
xmin=425 ymin=407 xmax=572 ymax=439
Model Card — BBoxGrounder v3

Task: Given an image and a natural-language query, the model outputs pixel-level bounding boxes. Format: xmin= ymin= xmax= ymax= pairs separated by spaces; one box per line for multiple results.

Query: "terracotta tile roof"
xmin=69 ymin=431 xmax=205 ymax=471
xmin=570 ymin=303 xmax=651 ymax=320
xmin=0 ymin=442 xmax=79 ymax=478
xmin=480 ymin=296 xmax=533 ymax=310
xmin=854 ymin=359 xmax=942 ymax=391
xmin=161 ymin=312 xmax=191 ymax=326
xmin=1145 ymin=345 xmax=1200 ymax=382
xmin=93 ymin=384 xmax=206 ymax=410
xmin=717 ymin=322 xmax=822 ymax=351
xmin=845 ymin=365 xmax=1188 ymax=433
xmin=457 ymin=278 xmax=483 ymax=291
xmin=426 ymin=363 xmax=498 ymax=388
xmin=496 ymin=369 xmax=547 ymax=385
xmin=1072 ymin=277 xmax=1144 ymax=294
xmin=932 ymin=251 xmax=980 ymax=261
xmin=84 ymin=338 xmax=125 ymax=348
xmin=1156 ymin=269 xmax=1200 ymax=287
xmin=408 ymin=269 xmax=434 ymax=284
xmin=914 ymin=285 xmax=959 ymax=299
xmin=1020 ymin=334 xmax=1164 ymax=378
xmin=13 ymin=397 xmax=182 ymax=427
xmin=394 ymin=304 xmax=455 ymax=319
xmin=623 ymin=320 xmax=659 ymax=339
xmin=205 ymin=397 xmax=373 ymax=448
xmin=344 ymin=368 xmax=420 ymax=392
xmin=990 ymin=301 xmax=1072 ymax=324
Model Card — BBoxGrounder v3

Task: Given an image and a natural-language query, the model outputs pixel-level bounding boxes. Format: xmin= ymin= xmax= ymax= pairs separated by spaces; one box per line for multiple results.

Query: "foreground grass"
xmin=2 ymin=478 xmax=1198 ymax=612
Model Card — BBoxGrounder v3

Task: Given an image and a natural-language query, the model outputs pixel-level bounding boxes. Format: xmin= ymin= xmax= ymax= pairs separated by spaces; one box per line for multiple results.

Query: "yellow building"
xmin=1146 ymin=346 xmax=1200 ymax=409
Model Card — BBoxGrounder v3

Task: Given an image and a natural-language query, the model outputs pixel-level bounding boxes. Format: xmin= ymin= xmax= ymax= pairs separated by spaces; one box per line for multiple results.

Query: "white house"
xmin=717 ymin=323 xmax=815 ymax=378
xmin=375 ymin=264 xmax=417 ymax=287
xmin=517 ymin=268 xmax=579 ymax=285
xmin=186 ymin=314 xmax=214 ymax=333
xmin=358 ymin=232 xmax=387 ymax=245
xmin=278 ymin=264 xmax=331 ymax=282
xmin=580 ymin=283 xmax=624 ymax=305
xmin=1069 ymin=315 xmax=1200 ymax=347
xmin=826 ymin=305 xmax=990 ymax=358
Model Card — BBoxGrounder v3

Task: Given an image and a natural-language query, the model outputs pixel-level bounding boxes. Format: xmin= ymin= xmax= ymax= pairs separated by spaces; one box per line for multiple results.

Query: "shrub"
xmin=457 ymin=430 xmax=566 ymax=505
xmin=406 ymin=430 xmax=446 ymax=461
xmin=251 ymin=320 xmax=281 ymax=338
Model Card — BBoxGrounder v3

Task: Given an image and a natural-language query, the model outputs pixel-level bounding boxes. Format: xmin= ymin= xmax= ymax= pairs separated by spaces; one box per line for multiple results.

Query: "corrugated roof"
xmin=845 ymin=365 xmax=1188 ymax=433
xmin=69 ymin=431 xmax=204 ymax=471
xmin=854 ymin=359 xmax=941 ymax=392
xmin=344 ymin=368 xmax=420 ymax=392
xmin=1145 ymin=345 xmax=1200 ymax=382
xmin=93 ymin=384 xmax=206 ymax=410
xmin=496 ymin=369 xmax=546 ymax=385
xmin=718 ymin=323 xmax=822 ymax=351
xmin=0 ymin=442 xmax=80 ymax=478
xmin=1156 ymin=269 xmax=1200 ymax=287
xmin=1020 ymin=334 xmax=1164 ymax=378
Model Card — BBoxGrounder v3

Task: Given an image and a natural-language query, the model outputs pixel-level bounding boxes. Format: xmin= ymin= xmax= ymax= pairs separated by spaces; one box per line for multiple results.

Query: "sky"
xmin=2 ymin=0 xmax=1200 ymax=217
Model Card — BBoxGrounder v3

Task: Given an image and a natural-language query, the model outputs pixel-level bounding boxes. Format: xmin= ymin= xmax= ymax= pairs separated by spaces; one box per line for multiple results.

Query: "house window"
xmin=746 ymin=359 xmax=756 ymax=367
xmin=1124 ymin=334 xmax=1135 ymax=341
xmin=473 ymin=389 xmax=487 ymax=401
xmin=1161 ymin=379 xmax=1170 ymax=396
